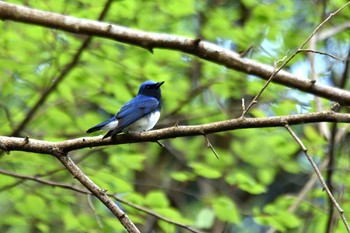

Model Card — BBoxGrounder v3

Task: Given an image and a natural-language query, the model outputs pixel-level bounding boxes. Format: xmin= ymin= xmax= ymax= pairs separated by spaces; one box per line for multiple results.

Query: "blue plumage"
xmin=86 ymin=81 xmax=164 ymax=139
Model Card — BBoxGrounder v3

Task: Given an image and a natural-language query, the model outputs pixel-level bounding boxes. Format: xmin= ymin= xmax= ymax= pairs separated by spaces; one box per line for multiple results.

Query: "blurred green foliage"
xmin=1 ymin=0 xmax=350 ymax=232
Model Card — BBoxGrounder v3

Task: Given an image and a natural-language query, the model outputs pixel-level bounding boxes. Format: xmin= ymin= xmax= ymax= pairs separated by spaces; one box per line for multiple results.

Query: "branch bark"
xmin=285 ymin=124 xmax=350 ymax=232
xmin=52 ymin=151 xmax=140 ymax=233
xmin=1 ymin=2 xmax=350 ymax=104
xmin=3 ymin=111 xmax=348 ymax=231
xmin=1 ymin=111 xmax=350 ymax=154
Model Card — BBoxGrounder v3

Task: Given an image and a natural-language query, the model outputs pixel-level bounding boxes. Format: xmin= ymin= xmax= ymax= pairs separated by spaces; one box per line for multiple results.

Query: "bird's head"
xmin=138 ymin=80 xmax=165 ymax=99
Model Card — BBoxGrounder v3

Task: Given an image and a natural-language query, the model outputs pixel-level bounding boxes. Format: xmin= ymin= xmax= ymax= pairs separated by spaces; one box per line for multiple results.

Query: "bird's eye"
xmin=146 ymin=85 xmax=151 ymax=89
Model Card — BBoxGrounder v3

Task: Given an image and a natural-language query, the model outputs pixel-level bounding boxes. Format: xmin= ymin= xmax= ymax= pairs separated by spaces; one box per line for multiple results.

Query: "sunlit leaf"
xmin=195 ymin=208 xmax=214 ymax=229
xmin=226 ymin=171 xmax=266 ymax=194
xmin=189 ymin=162 xmax=221 ymax=179
xmin=145 ymin=191 xmax=169 ymax=208
xmin=212 ymin=196 xmax=240 ymax=223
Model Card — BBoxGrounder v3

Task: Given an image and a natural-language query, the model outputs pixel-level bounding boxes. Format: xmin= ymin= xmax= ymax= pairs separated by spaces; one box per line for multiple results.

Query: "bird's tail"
xmin=86 ymin=117 xmax=117 ymax=133
xmin=86 ymin=124 xmax=103 ymax=133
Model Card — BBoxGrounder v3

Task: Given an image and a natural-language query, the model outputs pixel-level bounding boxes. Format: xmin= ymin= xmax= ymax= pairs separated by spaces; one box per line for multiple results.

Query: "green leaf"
xmin=189 ymin=162 xmax=221 ymax=179
xmin=195 ymin=208 xmax=214 ymax=229
xmin=304 ymin=125 xmax=320 ymax=141
xmin=145 ymin=191 xmax=169 ymax=208
xmin=37 ymin=223 xmax=49 ymax=233
xmin=57 ymin=204 xmax=80 ymax=231
xmin=255 ymin=211 xmax=301 ymax=231
xmin=158 ymin=0 xmax=195 ymax=17
xmin=276 ymin=212 xmax=301 ymax=228
xmin=212 ymin=196 xmax=240 ymax=223
xmin=171 ymin=171 xmax=195 ymax=182
xmin=158 ymin=220 xmax=176 ymax=233
xmin=58 ymin=84 xmax=75 ymax=103
xmin=15 ymin=194 xmax=48 ymax=220
xmin=226 ymin=171 xmax=266 ymax=194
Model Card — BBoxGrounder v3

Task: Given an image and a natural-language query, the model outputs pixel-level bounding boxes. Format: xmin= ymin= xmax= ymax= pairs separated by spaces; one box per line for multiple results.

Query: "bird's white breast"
xmin=124 ymin=111 xmax=160 ymax=133
xmin=99 ymin=111 xmax=160 ymax=133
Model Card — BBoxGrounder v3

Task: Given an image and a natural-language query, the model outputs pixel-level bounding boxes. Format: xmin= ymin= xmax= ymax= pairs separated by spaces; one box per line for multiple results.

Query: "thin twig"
xmin=87 ymin=194 xmax=104 ymax=228
xmin=266 ymin=157 xmax=330 ymax=233
xmin=203 ymin=134 xmax=220 ymax=159
xmin=0 ymin=179 xmax=25 ymax=192
xmin=241 ymin=1 xmax=350 ymax=117
xmin=324 ymin=49 xmax=350 ymax=230
xmin=298 ymin=49 xmax=344 ymax=61
xmin=241 ymin=98 xmax=246 ymax=112
xmin=284 ymin=124 xmax=350 ymax=233
xmin=326 ymin=123 xmax=338 ymax=232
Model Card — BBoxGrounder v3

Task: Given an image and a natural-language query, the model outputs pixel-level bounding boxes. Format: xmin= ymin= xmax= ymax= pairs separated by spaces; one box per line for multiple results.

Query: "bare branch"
xmin=87 ymin=194 xmax=104 ymax=228
xmin=53 ymin=151 xmax=140 ymax=233
xmin=241 ymin=1 xmax=349 ymax=116
xmin=298 ymin=49 xmax=344 ymax=61
xmin=1 ymin=111 xmax=350 ymax=154
xmin=326 ymin=123 xmax=338 ymax=232
xmin=284 ymin=125 xmax=350 ymax=233
xmin=1 ymin=2 xmax=350 ymax=104
xmin=203 ymin=135 xmax=220 ymax=159
xmin=266 ymin=158 xmax=330 ymax=233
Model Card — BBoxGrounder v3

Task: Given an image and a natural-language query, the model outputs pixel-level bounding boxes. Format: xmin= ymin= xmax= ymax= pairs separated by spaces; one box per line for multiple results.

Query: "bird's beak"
xmin=156 ymin=81 xmax=165 ymax=87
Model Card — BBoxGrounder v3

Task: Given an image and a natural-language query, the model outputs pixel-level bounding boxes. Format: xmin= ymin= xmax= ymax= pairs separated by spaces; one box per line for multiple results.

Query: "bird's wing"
xmin=104 ymin=95 xmax=159 ymax=137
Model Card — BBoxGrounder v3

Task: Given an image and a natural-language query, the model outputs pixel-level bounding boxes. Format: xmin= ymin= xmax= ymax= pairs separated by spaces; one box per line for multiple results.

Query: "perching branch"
xmin=1 ymin=111 xmax=350 ymax=154
xmin=1 ymin=3 xmax=350 ymax=231
xmin=0 ymin=2 xmax=350 ymax=104
xmin=2 ymin=110 xmax=350 ymax=233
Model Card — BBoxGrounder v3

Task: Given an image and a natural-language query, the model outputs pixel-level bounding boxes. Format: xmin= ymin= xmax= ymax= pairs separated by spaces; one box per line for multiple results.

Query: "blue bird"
xmin=87 ymin=80 xmax=164 ymax=139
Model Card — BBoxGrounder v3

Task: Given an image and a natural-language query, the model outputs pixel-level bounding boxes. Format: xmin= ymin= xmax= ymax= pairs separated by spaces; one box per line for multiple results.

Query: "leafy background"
xmin=0 ymin=0 xmax=349 ymax=232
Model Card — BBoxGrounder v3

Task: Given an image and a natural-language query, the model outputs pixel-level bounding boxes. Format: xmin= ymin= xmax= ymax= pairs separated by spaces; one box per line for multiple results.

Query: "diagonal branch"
xmin=1 ymin=2 xmax=350 ymax=104
xmin=53 ymin=151 xmax=140 ymax=233
xmin=284 ymin=124 xmax=350 ymax=232
xmin=266 ymin=158 xmax=330 ymax=233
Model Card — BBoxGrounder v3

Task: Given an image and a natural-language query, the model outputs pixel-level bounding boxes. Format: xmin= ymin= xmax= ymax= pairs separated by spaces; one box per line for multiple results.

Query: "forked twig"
xmin=241 ymin=1 xmax=350 ymax=117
